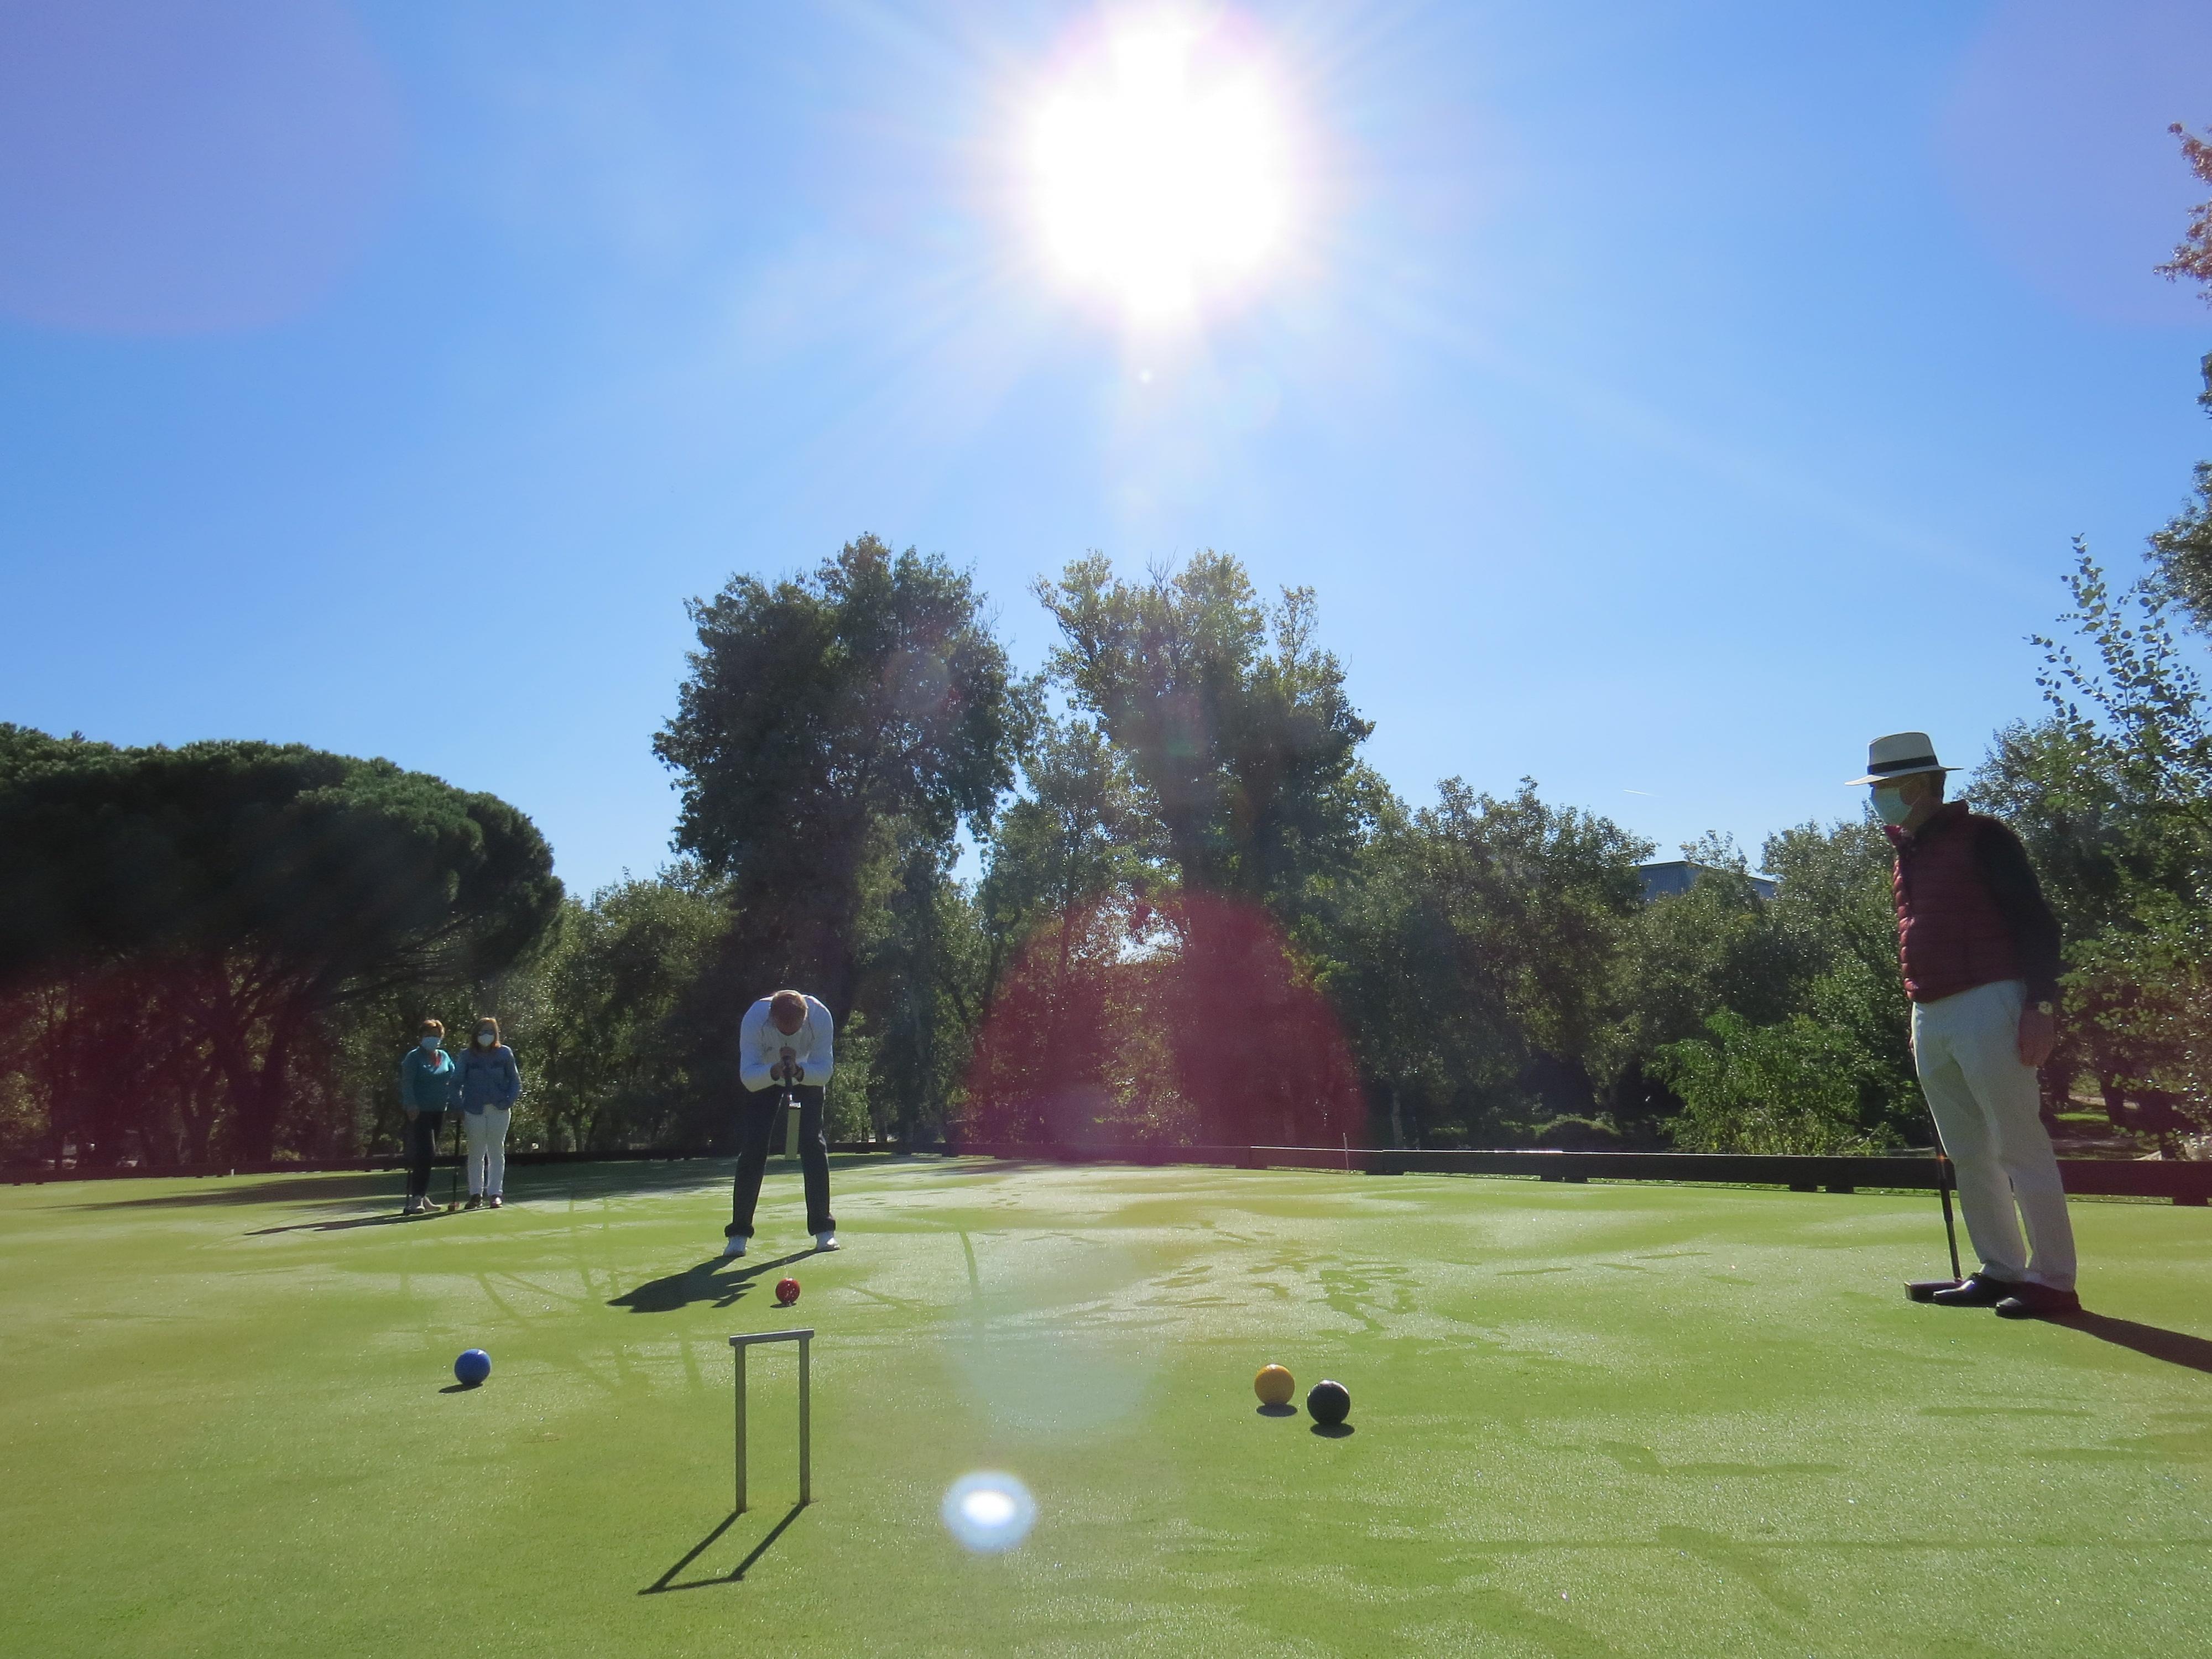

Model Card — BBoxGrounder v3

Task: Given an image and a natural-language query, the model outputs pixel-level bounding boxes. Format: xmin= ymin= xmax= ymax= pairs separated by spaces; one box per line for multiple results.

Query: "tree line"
xmin=6 ymin=508 xmax=2211 ymax=1170
xmin=8 ymin=128 xmax=2211 ymax=1171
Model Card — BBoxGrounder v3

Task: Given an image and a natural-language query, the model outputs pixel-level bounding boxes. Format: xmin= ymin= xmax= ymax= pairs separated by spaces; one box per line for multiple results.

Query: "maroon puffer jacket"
xmin=1888 ymin=801 xmax=2021 ymax=1004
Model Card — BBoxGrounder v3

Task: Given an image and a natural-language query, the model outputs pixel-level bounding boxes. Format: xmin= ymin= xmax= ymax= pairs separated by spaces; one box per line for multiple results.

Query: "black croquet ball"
xmin=1307 ymin=1379 xmax=1350 ymax=1426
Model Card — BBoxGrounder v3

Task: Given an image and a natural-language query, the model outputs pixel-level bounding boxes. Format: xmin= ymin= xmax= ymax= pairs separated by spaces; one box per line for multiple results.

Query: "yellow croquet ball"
xmin=1254 ymin=1364 xmax=1295 ymax=1407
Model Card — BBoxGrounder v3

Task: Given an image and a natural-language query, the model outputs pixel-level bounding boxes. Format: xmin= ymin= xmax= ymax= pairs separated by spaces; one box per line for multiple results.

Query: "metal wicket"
xmin=729 ymin=1328 xmax=813 ymax=1514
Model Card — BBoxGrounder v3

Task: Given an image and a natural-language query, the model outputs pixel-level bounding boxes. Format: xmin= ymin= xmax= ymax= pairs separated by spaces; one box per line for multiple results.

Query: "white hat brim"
xmin=1845 ymin=762 xmax=1952 ymax=787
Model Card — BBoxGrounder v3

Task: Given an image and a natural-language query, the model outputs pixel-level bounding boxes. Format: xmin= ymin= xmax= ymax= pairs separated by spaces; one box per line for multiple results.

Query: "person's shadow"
xmin=247 ymin=1212 xmax=428 ymax=1237
xmin=2056 ymin=1310 xmax=2212 ymax=1375
xmin=607 ymin=1251 xmax=813 ymax=1314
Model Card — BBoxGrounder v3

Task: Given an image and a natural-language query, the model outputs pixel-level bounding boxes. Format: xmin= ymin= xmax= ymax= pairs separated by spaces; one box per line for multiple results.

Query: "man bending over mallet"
xmin=1853 ymin=732 xmax=2078 ymax=1319
xmin=724 ymin=988 xmax=838 ymax=1258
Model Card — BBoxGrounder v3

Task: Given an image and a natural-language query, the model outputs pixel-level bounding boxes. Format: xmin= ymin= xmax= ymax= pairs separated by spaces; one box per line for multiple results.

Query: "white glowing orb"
xmin=1030 ymin=17 xmax=1291 ymax=323
xmin=940 ymin=1472 xmax=1037 ymax=1553
xmin=963 ymin=1489 xmax=1018 ymax=1526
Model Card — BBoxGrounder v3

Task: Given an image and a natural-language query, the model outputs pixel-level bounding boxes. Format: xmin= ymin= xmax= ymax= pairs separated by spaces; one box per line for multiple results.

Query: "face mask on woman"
xmin=419 ymin=1035 xmax=441 ymax=1052
xmin=477 ymin=1031 xmax=496 ymax=1047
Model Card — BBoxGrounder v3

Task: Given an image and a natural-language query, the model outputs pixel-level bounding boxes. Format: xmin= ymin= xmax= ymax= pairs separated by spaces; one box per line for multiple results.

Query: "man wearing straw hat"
xmin=1851 ymin=732 xmax=2078 ymax=1319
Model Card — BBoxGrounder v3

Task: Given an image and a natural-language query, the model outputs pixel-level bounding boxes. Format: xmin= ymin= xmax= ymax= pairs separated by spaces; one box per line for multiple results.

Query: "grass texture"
xmin=3 ymin=1156 xmax=2209 ymax=1657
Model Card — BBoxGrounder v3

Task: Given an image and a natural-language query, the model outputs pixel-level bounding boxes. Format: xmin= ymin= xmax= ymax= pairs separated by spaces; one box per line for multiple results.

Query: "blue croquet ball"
xmin=1306 ymin=1379 xmax=1350 ymax=1425
xmin=455 ymin=1349 xmax=492 ymax=1386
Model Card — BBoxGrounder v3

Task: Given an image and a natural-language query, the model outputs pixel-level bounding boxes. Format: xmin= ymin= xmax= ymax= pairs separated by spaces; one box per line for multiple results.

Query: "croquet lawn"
xmin=4 ymin=1156 xmax=2209 ymax=1657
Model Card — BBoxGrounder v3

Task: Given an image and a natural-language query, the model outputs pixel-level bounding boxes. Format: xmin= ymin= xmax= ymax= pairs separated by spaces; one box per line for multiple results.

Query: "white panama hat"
xmin=1846 ymin=731 xmax=1952 ymax=787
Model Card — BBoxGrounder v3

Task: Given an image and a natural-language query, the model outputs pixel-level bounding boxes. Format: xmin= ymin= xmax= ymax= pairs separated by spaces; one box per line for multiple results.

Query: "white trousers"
xmin=1912 ymin=979 xmax=2076 ymax=1291
xmin=463 ymin=1106 xmax=511 ymax=1197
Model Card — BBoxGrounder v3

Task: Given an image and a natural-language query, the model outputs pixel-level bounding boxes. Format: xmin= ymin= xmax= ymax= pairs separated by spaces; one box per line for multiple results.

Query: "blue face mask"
xmin=420 ymin=1036 xmax=441 ymax=1052
xmin=1871 ymin=785 xmax=1914 ymax=826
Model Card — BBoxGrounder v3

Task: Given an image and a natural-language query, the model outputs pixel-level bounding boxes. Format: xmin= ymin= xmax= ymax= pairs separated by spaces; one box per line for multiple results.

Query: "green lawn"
xmin=4 ymin=1156 xmax=2209 ymax=1657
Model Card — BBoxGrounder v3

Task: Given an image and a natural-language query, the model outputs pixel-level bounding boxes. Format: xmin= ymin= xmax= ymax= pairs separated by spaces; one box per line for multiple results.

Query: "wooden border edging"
xmin=952 ymin=1142 xmax=2212 ymax=1206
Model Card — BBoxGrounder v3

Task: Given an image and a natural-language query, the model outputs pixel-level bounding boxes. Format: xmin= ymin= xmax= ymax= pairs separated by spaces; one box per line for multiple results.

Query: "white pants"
xmin=1912 ymin=979 xmax=2076 ymax=1291
xmin=463 ymin=1106 xmax=511 ymax=1197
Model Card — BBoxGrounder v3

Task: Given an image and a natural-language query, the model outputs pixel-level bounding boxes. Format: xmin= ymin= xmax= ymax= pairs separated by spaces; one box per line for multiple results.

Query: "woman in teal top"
xmin=397 ymin=1020 xmax=457 ymax=1215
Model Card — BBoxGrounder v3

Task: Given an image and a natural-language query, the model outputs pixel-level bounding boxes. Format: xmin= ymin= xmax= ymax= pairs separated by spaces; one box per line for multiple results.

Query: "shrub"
xmin=1651 ymin=1011 xmax=1883 ymax=1155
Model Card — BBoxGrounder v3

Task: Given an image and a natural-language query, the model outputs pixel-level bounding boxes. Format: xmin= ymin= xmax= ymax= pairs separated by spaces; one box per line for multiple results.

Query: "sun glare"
xmin=1030 ymin=17 xmax=1291 ymax=325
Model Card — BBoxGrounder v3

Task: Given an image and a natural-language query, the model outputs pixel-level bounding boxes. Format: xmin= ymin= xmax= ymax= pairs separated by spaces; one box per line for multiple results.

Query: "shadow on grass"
xmin=2059 ymin=1311 xmax=2212 ymax=1375
xmin=608 ymin=1250 xmax=813 ymax=1314
xmin=1311 ymin=1422 xmax=1355 ymax=1438
xmin=1256 ymin=1402 xmax=1298 ymax=1418
xmin=440 ymin=1381 xmax=481 ymax=1395
xmin=73 ymin=1173 xmax=403 ymax=1212
xmin=64 ymin=1152 xmax=920 ymax=1217
xmin=246 ymin=1211 xmax=421 ymax=1236
xmin=641 ymin=1504 xmax=806 ymax=1593
xmin=73 ymin=1161 xmax=733 ymax=1216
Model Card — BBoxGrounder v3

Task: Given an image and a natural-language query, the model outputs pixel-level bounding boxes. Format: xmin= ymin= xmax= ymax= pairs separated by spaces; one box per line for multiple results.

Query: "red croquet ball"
xmin=775 ymin=1277 xmax=801 ymax=1306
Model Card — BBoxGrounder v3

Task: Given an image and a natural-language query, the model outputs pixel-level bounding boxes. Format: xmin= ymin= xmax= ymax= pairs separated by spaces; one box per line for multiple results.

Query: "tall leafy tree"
xmin=1981 ymin=545 xmax=2212 ymax=1133
xmin=655 ymin=536 xmax=1024 ymax=1022
xmin=0 ymin=728 xmax=560 ymax=1162
xmin=972 ymin=714 xmax=1156 ymax=1013
xmin=503 ymin=869 xmax=729 ymax=1152
xmin=1324 ymin=791 xmax=1520 ymax=1146
xmin=1415 ymin=778 xmax=1651 ymax=1110
xmin=953 ymin=714 xmax=1160 ymax=1143
xmin=2154 ymin=121 xmax=2212 ymax=305
xmin=2145 ymin=121 xmax=2212 ymax=632
xmin=1036 ymin=553 xmax=1374 ymax=915
xmin=1639 ymin=818 xmax=1920 ymax=1153
xmin=1314 ymin=778 xmax=1657 ymax=1147
xmin=854 ymin=836 xmax=971 ymax=1144
xmin=1033 ymin=554 xmax=1376 ymax=1143
xmin=2147 ymin=463 xmax=2212 ymax=634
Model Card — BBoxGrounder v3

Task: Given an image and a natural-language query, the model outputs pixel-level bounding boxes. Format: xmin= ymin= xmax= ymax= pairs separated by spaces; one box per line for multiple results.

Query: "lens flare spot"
xmin=941 ymin=1472 xmax=1037 ymax=1553
xmin=963 ymin=1489 xmax=1016 ymax=1526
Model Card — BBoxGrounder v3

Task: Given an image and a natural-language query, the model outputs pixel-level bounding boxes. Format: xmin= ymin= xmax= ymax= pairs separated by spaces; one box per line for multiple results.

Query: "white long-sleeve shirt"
xmin=738 ymin=994 xmax=835 ymax=1092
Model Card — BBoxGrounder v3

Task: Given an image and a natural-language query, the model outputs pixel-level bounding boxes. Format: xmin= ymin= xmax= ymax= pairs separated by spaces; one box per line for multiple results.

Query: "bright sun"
xmin=1030 ymin=18 xmax=1291 ymax=325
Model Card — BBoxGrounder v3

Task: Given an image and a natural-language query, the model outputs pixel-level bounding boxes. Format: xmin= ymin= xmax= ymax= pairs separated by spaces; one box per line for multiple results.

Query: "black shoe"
xmin=1928 ymin=1272 xmax=2018 ymax=1308
xmin=1906 ymin=1277 xmax=1962 ymax=1303
xmin=1994 ymin=1284 xmax=2081 ymax=1320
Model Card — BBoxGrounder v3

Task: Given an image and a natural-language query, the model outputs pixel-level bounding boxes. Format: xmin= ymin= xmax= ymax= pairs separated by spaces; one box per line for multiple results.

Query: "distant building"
xmin=1636 ymin=859 xmax=1777 ymax=903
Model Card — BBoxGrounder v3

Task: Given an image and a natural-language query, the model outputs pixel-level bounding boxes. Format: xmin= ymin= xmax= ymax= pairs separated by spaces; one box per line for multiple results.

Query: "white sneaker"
xmin=722 ymin=1236 xmax=748 ymax=1258
xmin=814 ymin=1231 xmax=839 ymax=1251
xmin=403 ymin=1196 xmax=421 ymax=1215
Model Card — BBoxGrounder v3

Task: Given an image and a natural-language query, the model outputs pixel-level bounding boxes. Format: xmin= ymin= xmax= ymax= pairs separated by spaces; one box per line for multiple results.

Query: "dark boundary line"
xmin=950 ymin=1142 xmax=2212 ymax=1206
xmin=13 ymin=1142 xmax=2209 ymax=1205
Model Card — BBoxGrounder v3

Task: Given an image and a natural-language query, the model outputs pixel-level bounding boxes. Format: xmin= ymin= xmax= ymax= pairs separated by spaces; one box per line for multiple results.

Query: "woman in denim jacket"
xmin=455 ymin=1016 xmax=523 ymax=1209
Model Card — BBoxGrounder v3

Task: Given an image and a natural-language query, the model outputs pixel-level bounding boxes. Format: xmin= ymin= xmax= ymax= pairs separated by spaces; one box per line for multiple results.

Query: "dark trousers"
xmin=405 ymin=1110 xmax=446 ymax=1198
xmin=727 ymin=1085 xmax=833 ymax=1238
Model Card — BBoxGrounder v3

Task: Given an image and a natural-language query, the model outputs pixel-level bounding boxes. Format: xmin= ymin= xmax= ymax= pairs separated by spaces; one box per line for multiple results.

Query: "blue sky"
xmin=3 ymin=1 xmax=2209 ymax=896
